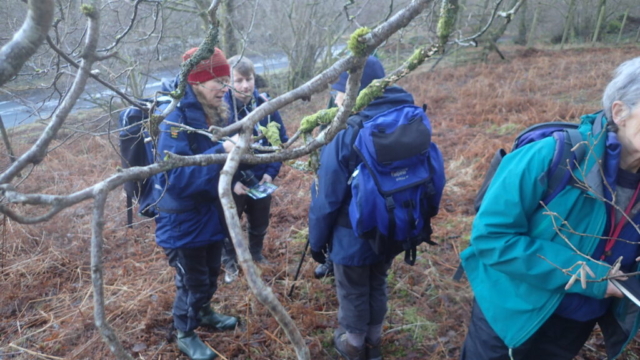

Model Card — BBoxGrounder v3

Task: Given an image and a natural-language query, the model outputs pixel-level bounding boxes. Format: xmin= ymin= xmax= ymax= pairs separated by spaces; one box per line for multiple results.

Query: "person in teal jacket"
xmin=460 ymin=56 xmax=640 ymax=360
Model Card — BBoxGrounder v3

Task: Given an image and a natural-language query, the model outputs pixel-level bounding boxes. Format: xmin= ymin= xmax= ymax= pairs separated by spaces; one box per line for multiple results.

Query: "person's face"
xmin=232 ymin=70 xmax=255 ymax=104
xmin=613 ymin=100 xmax=640 ymax=171
xmin=192 ymin=76 xmax=230 ymax=108
xmin=334 ymin=91 xmax=345 ymax=108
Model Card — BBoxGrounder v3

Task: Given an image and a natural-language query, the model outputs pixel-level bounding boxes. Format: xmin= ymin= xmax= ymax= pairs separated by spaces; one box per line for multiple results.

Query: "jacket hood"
xmin=160 ymin=75 xmax=202 ymax=110
xmin=357 ymin=86 xmax=415 ymax=120
xmin=161 ymin=76 xmax=179 ymax=93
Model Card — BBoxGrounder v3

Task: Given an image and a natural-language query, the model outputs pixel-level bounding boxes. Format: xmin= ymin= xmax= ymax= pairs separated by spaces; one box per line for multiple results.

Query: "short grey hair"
xmin=602 ymin=57 xmax=640 ymax=120
xmin=227 ymin=55 xmax=255 ymax=78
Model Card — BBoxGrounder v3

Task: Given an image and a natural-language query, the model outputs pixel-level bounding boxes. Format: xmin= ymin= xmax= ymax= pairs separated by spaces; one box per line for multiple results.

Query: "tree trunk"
xmin=480 ymin=0 xmax=521 ymax=61
xmin=477 ymin=0 xmax=492 ymax=32
xmin=454 ymin=0 xmax=467 ymax=66
xmin=560 ymin=0 xmax=576 ymax=49
xmin=515 ymin=0 xmax=527 ymax=45
xmin=0 ymin=116 xmax=17 ymax=164
xmin=592 ymin=0 xmax=606 ymax=43
xmin=221 ymin=0 xmax=237 ymax=56
xmin=617 ymin=9 xmax=628 ymax=43
xmin=191 ymin=0 xmax=212 ymax=29
xmin=526 ymin=3 xmax=539 ymax=47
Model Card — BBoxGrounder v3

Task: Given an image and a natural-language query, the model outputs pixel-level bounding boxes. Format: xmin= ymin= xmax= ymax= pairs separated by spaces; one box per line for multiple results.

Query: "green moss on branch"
xmin=348 ymin=28 xmax=371 ymax=57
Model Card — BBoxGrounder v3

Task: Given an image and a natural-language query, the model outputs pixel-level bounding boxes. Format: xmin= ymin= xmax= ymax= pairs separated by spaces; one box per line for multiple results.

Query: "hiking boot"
xmin=334 ymin=330 xmax=365 ymax=360
xmin=314 ymin=261 xmax=334 ymax=279
xmin=224 ymin=262 xmax=239 ymax=284
xmin=199 ymin=305 xmax=238 ymax=331
xmin=365 ymin=340 xmax=383 ymax=360
xmin=253 ymin=254 xmax=274 ymax=266
xmin=176 ymin=330 xmax=217 ymax=360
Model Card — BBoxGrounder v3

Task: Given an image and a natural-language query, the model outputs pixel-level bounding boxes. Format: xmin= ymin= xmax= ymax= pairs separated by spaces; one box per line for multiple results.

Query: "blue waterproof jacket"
xmin=460 ymin=113 xmax=640 ymax=358
xmin=224 ymin=89 xmax=289 ymax=182
xmin=308 ymin=86 xmax=415 ymax=266
xmin=153 ymin=80 xmax=227 ymax=249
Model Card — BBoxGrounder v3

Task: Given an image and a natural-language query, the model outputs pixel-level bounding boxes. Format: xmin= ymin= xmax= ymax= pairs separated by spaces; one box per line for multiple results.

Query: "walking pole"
xmin=288 ymin=238 xmax=309 ymax=297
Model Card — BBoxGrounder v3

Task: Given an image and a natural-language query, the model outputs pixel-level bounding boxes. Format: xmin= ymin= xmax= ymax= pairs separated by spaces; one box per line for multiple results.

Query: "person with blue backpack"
xmin=221 ymin=55 xmax=289 ymax=283
xmin=152 ymin=47 xmax=239 ymax=360
xmin=309 ymin=56 xmax=445 ymax=360
xmin=459 ymin=57 xmax=640 ymax=360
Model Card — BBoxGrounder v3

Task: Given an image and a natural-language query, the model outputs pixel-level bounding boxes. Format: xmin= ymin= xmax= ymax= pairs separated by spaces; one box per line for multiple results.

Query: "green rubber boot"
xmin=199 ymin=304 xmax=238 ymax=330
xmin=176 ymin=330 xmax=217 ymax=360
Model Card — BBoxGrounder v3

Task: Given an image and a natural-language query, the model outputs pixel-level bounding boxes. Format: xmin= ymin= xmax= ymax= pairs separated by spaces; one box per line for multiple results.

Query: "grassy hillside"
xmin=1 ymin=44 xmax=640 ymax=360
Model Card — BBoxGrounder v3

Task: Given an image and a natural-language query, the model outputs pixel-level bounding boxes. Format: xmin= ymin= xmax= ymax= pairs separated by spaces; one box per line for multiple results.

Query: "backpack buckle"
xmin=384 ymin=196 xmax=395 ymax=211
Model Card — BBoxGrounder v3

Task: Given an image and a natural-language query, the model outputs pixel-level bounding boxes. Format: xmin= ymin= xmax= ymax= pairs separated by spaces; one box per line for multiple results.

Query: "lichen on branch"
xmin=259 ymin=122 xmax=283 ymax=147
xmin=437 ymin=0 xmax=458 ymax=50
xmin=298 ymin=45 xmax=439 ymax=136
xmin=347 ymin=27 xmax=371 ymax=57
xmin=299 ymin=108 xmax=339 ymax=134
xmin=80 ymin=4 xmax=98 ymax=19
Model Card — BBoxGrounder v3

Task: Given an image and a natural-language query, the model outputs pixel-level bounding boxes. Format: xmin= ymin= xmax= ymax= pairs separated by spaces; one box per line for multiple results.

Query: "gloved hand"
xmin=310 ymin=248 xmax=327 ymax=264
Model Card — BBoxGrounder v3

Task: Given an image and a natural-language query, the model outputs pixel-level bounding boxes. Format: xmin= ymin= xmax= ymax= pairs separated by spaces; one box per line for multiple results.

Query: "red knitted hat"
xmin=182 ymin=47 xmax=230 ymax=84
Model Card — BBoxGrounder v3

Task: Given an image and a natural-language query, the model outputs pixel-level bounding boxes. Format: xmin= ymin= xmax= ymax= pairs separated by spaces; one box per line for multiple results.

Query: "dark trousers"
xmin=222 ymin=193 xmax=271 ymax=265
xmin=460 ymin=300 xmax=597 ymax=360
xmin=333 ymin=260 xmax=393 ymax=334
xmin=164 ymin=242 xmax=223 ymax=332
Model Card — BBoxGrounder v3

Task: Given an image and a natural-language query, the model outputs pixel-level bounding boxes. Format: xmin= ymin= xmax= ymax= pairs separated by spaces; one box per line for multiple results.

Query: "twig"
xmin=8 ymin=344 xmax=64 ymax=360
xmin=383 ymin=322 xmax=435 ymax=335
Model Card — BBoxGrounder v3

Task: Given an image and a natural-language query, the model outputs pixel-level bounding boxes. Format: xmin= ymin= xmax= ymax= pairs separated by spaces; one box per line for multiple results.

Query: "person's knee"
xmin=248 ymin=224 xmax=268 ymax=237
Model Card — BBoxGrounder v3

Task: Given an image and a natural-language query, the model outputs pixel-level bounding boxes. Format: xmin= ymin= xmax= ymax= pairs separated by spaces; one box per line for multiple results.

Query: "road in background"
xmin=0 ymin=44 xmax=346 ymax=129
xmin=0 ymin=53 xmax=290 ymax=129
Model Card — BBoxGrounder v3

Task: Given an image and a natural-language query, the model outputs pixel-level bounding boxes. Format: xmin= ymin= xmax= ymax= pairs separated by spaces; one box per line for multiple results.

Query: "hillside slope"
xmin=1 ymin=45 xmax=639 ymax=360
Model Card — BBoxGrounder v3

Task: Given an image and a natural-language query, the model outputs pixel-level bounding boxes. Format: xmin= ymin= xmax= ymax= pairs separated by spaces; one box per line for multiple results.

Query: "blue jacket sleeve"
xmin=157 ymin=109 xmax=225 ymax=199
xmin=264 ymin=110 xmax=288 ymax=179
xmin=308 ymin=128 xmax=353 ymax=252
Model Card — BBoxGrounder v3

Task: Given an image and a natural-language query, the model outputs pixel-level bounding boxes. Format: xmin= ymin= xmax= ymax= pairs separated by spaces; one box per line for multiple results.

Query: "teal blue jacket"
xmin=461 ymin=113 xmax=640 ymax=358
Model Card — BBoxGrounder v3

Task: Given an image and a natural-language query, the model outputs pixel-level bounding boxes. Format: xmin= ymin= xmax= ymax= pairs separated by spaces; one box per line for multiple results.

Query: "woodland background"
xmin=1 ymin=0 xmax=640 ymax=359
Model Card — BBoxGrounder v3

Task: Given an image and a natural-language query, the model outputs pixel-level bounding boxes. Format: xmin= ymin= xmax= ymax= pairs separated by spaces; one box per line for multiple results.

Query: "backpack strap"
xmin=335 ymin=114 xmax=367 ymax=229
xmin=347 ymin=114 xmax=367 ymax=173
xmin=384 ymin=195 xmax=395 ymax=260
xmin=259 ymin=92 xmax=270 ymax=103
xmin=542 ymin=127 xmax=586 ymax=205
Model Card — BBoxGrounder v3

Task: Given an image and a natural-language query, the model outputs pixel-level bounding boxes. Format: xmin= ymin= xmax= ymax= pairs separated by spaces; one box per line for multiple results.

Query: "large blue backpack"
xmin=118 ymin=96 xmax=172 ymax=225
xmin=347 ymin=104 xmax=446 ymax=265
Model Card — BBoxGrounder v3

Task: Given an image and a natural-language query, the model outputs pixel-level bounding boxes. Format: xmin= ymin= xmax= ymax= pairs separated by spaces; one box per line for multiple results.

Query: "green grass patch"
xmin=487 ymin=122 xmax=521 ymax=136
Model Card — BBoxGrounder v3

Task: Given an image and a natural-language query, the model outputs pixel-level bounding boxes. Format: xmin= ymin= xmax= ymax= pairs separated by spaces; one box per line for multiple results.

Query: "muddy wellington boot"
xmin=199 ymin=303 xmax=238 ymax=330
xmin=334 ymin=329 xmax=366 ymax=360
xmin=365 ymin=340 xmax=383 ymax=360
xmin=176 ymin=330 xmax=217 ymax=360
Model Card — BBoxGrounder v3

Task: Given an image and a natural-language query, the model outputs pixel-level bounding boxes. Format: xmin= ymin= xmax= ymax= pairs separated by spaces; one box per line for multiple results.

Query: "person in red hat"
xmin=152 ymin=47 xmax=238 ymax=360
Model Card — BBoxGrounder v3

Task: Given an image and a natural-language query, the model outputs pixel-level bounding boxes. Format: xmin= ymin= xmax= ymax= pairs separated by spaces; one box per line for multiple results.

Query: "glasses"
xmin=193 ymin=80 xmax=229 ymax=91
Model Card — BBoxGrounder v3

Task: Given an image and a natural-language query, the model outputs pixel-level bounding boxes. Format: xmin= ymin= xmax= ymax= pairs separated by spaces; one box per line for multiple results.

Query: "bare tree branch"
xmin=0 ymin=2 xmax=101 ymax=185
xmin=90 ymin=186 xmax=135 ymax=360
xmin=456 ymin=0 xmax=505 ymax=44
xmin=0 ymin=0 xmax=54 ymax=86
xmin=45 ymin=36 xmax=142 ymax=109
